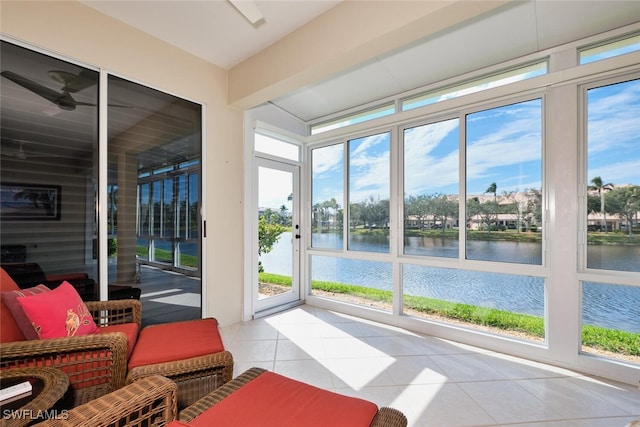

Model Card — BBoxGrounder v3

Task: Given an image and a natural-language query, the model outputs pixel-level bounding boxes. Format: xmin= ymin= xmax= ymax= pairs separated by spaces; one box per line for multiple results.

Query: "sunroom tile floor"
xmin=219 ymin=305 xmax=640 ymax=427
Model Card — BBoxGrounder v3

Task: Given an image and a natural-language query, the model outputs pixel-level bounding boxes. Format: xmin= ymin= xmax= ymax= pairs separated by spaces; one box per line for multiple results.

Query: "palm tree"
xmin=485 ymin=182 xmax=497 ymax=231
xmin=589 ymin=176 xmax=614 ymax=232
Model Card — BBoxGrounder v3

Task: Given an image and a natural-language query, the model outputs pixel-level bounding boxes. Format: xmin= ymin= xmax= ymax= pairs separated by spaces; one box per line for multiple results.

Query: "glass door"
xmin=255 ymin=158 xmax=300 ymax=314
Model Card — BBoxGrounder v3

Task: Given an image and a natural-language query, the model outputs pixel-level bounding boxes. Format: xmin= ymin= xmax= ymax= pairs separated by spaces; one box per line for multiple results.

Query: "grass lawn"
xmin=259 ymin=272 xmax=639 ymax=358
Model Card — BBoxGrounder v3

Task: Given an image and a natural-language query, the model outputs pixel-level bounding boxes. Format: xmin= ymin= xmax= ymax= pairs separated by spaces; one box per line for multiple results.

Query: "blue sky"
xmin=587 ymin=78 xmax=640 ymax=186
xmin=312 ymin=99 xmax=544 ymax=204
xmin=307 ymin=77 xmax=639 ymax=210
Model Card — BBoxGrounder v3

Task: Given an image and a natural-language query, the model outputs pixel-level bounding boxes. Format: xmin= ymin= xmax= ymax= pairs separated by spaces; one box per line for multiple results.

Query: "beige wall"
xmin=1 ymin=1 xmax=244 ymax=325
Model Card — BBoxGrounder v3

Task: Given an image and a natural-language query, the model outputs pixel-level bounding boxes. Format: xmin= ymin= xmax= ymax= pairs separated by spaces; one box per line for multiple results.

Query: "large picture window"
xmin=585 ymin=78 xmax=640 ymax=272
xmin=312 ymin=143 xmax=344 ymax=250
xmin=403 ymin=118 xmax=459 ymax=258
xmin=348 ymin=132 xmax=390 ymax=253
xmin=582 ymin=77 xmax=640 ymax=363
xmin=465 ymin=99 xmax=543 ymax=265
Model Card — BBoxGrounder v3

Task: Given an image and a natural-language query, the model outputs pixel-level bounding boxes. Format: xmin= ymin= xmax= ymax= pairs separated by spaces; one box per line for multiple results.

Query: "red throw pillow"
xmin=2 ymin=284 xmax=50 ymax=340
xmin=16 ymin=281 xmax=99 ymax=339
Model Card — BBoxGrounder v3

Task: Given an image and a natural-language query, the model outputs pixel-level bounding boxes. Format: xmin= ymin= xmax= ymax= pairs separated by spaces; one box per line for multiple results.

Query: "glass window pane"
xmin=581 ymin=282 xmax=640 ymax=363
xmin=312 ymin=144 xmax=344 ymax=250
xmin=310 ymin=254 xmax=392 ymax=312
xmin=348 ymin=132 xmax=390 ymax=253
xmin=255 ymin=133 xmax=299 ymax=161
xmin=586 ymin=78 xmax=640 ymax=272
xmin=311 ymin=103 xmax=395 ymax=135
xmin=465 ymin=99 xmax=543 ymax=264
xmin=404 ymin=119 xmax=459 ymax=257
xmin=580 ymin=33 xmax=640 ymax=65
xmin=108 ymin=74 xmax=202 ymax=319
xmin=402 ymin=62 xmax=547 ymax=111
xmin=403 ymin=264 xmax=545 ymax=342
xmin=0 ymin=40 xmax=99 ymax=299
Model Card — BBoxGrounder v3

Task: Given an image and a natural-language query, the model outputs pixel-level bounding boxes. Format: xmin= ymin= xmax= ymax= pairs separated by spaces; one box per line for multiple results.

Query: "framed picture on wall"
xmin=0 ymin=182 xmax=61 ymax=220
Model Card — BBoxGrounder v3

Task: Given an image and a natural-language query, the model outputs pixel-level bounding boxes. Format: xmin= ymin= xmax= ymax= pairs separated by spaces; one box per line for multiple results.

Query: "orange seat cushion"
xmin=128 ymin=318 xmax=224 ymax=370
xmin=187 ymin=371 xmax=379 ymax=427
xmin=1 ymin=267 xmax=27 ymax=343
xmin=98 ymin=322 xmax=139 ymax=359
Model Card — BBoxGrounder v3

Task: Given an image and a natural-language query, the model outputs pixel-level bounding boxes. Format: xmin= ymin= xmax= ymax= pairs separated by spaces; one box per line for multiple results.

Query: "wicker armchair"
xmin=35 ymin=375 xmax=177 ymax=427
xmin=0 ymin=298 xmax=142 ymax=407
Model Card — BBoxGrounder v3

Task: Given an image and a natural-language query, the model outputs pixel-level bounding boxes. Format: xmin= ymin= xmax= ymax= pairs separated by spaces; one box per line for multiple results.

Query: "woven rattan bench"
xmin=36 ymin=369 xmax=407 ymax=427
xmin=175 ymin=367 xmax=408 ymax=427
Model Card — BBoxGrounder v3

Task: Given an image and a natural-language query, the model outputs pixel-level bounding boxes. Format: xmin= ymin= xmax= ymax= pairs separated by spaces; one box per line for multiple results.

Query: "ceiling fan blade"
xmin=1 ymin=70 xmax=76 ymax=110
xmin=48 ymin=69 xmax=97 ymax=93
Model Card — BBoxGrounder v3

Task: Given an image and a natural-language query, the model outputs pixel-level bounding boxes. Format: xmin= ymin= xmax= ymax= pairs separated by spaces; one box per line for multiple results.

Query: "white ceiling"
xmin=81 ymin=0 xmax=342 ymax=69
xmin=31 ymin=1 xmax=640 ymax=123
xmin=80 ymin=0 xmax=640 ymax=123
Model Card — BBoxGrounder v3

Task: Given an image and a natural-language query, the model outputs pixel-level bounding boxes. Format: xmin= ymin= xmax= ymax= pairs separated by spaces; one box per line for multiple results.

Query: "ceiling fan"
xmin=1 ymin=139 xmax=30 ymax=160
xmin=1 ymin=69 xmax=101 ymax=111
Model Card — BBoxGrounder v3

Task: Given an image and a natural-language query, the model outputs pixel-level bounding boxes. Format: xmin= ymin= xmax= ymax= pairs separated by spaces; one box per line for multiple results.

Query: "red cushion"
xmin=166 ymin=422 xmax=190 ymax=427
xmin=187 ymin=371 xmax=379 ymax=427
xmin=2 ymin=285 xmax=50 ymax=340
xmin=1 ymin=267 xmax=26 ymax=343
xmin=128 ymin=318 xmax=224 ymax=370
xmin=16 ymin=281 xmax=99 ymax=339
xmin=98 ymin=323 xmax=139 ymax=359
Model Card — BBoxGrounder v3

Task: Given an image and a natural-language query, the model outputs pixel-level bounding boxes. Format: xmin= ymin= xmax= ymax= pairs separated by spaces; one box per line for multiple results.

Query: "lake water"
xmin=260 ymin=232 xmax=640 ymax=333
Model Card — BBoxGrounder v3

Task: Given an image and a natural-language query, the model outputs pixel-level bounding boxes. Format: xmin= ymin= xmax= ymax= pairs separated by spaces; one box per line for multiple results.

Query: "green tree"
xmin=432 ymin=193 xmax=457 ymax=233
xmin=589 ymin=176 xmax=614 ymax=232
xmin=258 ymin=216 xmax=286 ymax=273
xmin=606 ymin=185 xmax=640 ymax=237
xmin=485 ymin=182 xmax=498 ymax=232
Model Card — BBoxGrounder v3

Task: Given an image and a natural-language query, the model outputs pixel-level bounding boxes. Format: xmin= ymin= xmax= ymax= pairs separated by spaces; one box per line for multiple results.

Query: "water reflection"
xmin=262 ymin=232 xmax=640 ymax=332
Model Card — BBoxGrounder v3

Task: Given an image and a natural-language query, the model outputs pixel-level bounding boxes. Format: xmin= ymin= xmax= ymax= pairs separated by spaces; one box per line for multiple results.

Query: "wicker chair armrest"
xmin=178 ymin=366 xmax=265 ymax=422
xmin=85 ymin=299 xmax=142 ymax=328
xmin=35 ymin=375 xmax=178 ymax=427
xmin=127 ymin=350 xmax=234 ymax=383
xmin=371 ymin=407 xmax=408 ymax=427
xmin=0 ymin=332 xmax=128 ymax=400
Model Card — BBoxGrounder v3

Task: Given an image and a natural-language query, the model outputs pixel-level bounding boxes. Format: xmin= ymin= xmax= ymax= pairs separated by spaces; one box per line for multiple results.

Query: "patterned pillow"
xmin=2 ymin=284 xmax=50 ymax=340
xmin=16 ymin=281 xmax=99 ymax=339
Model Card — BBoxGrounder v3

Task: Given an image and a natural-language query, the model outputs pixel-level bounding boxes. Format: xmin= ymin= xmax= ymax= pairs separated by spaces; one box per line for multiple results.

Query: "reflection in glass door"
xmin=255 ymin=159 xmax=300 ymax=314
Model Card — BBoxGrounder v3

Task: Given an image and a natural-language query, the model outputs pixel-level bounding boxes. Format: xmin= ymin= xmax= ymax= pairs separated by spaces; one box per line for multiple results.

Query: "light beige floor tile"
xmin=321 ymin=336 xmax=390 ymax=359
xmin=430 ymin=353 xmax=509 ymax=382
xmin=275 ymin=338 xmax=326 ymax=360
xmin=383 ymin=355 xmax=449 ymax=385
xmin=516 ymin=377 xmax=633 ymax=419
xmin=273 ymin=359 xmax=336 ymax=390
xmin=364 ymin=336 xmax=426 ymax=356
xmin=229 ymin=322 xmax=279 ymax=341
xmin=324 ymin=357 xmax=400 ymax=389
xmin=459 ymin=380 xmax=566 ymax=424
xmin=393 ymin=383 xmax=495 ymax=427
xmin=476 ymin=351 xmax=581 ymax=380
xmin=566 ymin=376 xmax=640 ymax=414
xmin=225 ymin=339 xmax=277 ymax=363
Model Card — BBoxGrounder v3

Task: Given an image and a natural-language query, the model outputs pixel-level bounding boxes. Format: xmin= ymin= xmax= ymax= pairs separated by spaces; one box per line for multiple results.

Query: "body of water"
xmin=260 ymin=232 xmax=640 ymax=333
